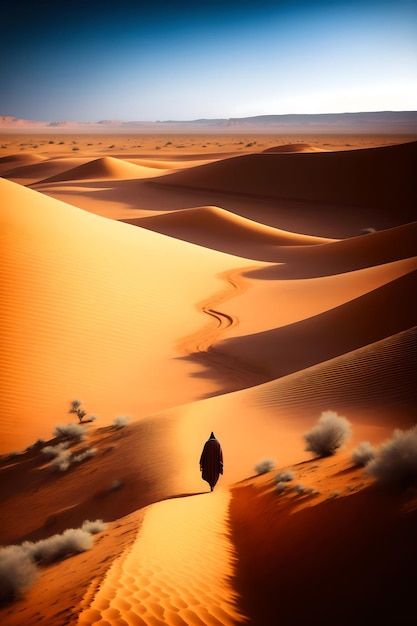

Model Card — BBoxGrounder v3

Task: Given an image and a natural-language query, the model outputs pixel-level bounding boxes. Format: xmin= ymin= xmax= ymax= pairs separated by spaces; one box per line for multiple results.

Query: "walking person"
xmin=199 ymin=432 xmax=223 ymax=491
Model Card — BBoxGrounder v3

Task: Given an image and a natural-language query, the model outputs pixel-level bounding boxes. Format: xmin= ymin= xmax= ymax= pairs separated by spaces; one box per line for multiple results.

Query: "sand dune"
xmin=253 ymin=220 xmax=417 ymax=277
xmin=124 ymin=205 xmax=335 ymax=260
xmin=212 ymin=269 xmax=417 ymax=382
xmin=157 ymin=141 xmax=417 ymax=218
xmin=262 ymin=143 xmax=326 ymax=153
xmin=3 ymin=157 xmax=91 ymax=184
xmin=0 ymin=152 xmax=44 ymax=174
xmin=0 ymin=178 xmax=259 ymax=451
xmin=220 ymin=257 xmax=417 ymax=338
xmin=37 ymin=156 xmax=165 ymax=183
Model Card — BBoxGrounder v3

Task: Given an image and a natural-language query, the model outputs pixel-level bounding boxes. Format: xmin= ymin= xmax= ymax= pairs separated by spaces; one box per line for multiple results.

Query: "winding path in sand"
xmin=177 ymin=266 xmax=269 ymax=393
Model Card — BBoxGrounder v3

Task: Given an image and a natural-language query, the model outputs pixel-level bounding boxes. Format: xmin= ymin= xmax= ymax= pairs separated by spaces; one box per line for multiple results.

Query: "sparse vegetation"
xmin=293 ymin=483 xmax=315 ymax=496
xmin=112 ymin=416 xmax=130 ymax=429
xmin=304 ymin=411 xmax=351 ymax=457
xmin=42 ymin=441 xmax=70 ymax=459
xmin=53 ymin=423 xmax=86 ymax=441
xmin=72 ymin=146 xmax=80 ymax=151
xmin=351 ymin=441 xmax=376 ymax=467
xmin=275 ymin=481 xmax=288 ymax=493
xmin=0 ymin=520 xmax=106 ymax=603
xmin=275 ymin=470 xmax=294 ymax=483
xmin=0 ymin=546 xmax=38 ymax=603
xmin=367 ymin=426 xmax=417 ymax=486
xmin=254 ymin=459 xmax=275 ymax=475
xmin=69 ymin=399 xmax=85 ymax=422
xmin=81 ymin=519 xmax=106 ymax=534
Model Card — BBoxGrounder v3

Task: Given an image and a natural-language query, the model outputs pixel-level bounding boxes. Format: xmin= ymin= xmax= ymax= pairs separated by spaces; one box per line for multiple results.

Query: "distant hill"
xmin=1 ymin=111 xmax=416 ymax=133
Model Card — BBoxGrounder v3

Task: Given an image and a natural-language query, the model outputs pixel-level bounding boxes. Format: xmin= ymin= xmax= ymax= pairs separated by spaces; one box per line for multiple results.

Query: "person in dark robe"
xmin=200 ymin=432 xmax=223 ymax=491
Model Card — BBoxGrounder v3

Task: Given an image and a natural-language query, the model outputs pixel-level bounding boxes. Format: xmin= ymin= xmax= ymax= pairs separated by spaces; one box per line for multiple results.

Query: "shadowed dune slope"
xmin=212 ymin=269 xmax=417 ymax=381
xmin=157 ymin=141 xmax=417 ymax=216
xmin=0 ymin=153 xmax=44 ymax=174
xmin=3 ymin=157 xmax=91 ymax=184
xmin=262 ymin=143 xmax=326 ymax=153
xmin=0 ymin=178 xmax=256 ymax=451
xmin=253 ymin=220 xmax=417 ymax=277
xmin=38 ymin=156 xmax=164 ymax=183
xmin=124 ymin=205 xmax=335 ymax=258
xmin=230 ymin=461 xmax=417 ymax=626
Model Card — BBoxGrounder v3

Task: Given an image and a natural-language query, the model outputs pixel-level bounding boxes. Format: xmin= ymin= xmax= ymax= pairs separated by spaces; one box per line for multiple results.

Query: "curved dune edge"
xmin=3 ymin=157 xmax=92 ymax=184
xmin=78 ymin=489 xmax=245 ymax=626
xmin=37 ymin=155 xmax=166 ymax=183
xmin=125 ymin=205 xmax=336 ymax=249
xmin=222 ymin=256 xmax=417 ymax=339
xmin=262 ymin=143 xmax=327 ymax=153
xmin=259 ymin=220 xmax=417 ymax=277
xmin=212 ymin=267 xmax=417 ymax=384
xmin=156 ymin=141 xmax=417 ymax=216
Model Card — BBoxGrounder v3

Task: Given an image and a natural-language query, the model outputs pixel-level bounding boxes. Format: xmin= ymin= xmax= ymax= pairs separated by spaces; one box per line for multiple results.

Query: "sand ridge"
xmin=37 ymin=155 xmax=167 ymax=183
xmin=78 ymin=489 xmax=244 ymax=626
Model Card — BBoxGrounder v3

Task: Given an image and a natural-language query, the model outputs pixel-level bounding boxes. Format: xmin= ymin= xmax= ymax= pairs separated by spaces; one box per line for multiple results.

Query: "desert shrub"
xmin=72 ymin=147 xmax=80 ymax=151
xmin=367 ymin=426 xmax=417 ymax=486
xmin=50 ymin=448 xmax=72 ymax=471
xmin=72 ymin=447 xmax=97 ymax=464
xmin=254 ymin=459 xmax=275 ymax=475
xmin=81 ymin=519 xmax=107 ymax=534
xmin=293 ymin=483 xmax=315 ymax=496
xmin=351 ymin=441 xmax=376 ymax=467
xmin=42 ymin=442 xmax=70 ymax=459
xmin=69 ymin=399 xmax=87 ymax=423
xmin=112 ymin=416 xmax=130 ymax=429
xmin=0 ymin=546 xmax=38 ymax=603
xmin=304 ymin=411 xmax=351 ymax=457
xmin=53 ymin=423 xmax=86 ymax=441
xmin=275 ymin=470 xmax=294 ymax=483
xmin=22 ymin=529 xmax=93 ymax=564
xmin=275 ymin=481 xmax=288 ymax=494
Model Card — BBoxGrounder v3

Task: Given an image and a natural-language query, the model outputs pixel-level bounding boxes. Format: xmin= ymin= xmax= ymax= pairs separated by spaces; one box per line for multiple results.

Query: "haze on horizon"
xmin=1 ymin=0 xmax=417 ymax=122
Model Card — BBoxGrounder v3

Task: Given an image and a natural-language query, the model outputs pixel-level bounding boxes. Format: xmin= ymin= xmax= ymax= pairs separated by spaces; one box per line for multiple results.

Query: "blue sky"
xmin=1 ymin=0 xmax=416 ymax=120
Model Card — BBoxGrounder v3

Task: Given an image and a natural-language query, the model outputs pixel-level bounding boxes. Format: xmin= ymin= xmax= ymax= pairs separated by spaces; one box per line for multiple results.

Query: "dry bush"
xmin=0 ymin=546 xmax=38 ymax=603
xmin=275 ymin=481 xmax=288 ymax=494
xmin=112 ymin=416 xmax=130 ymax=429
xmin=275 ymin=470 xmax=294 ymax=483
xmin=293 ymin=483 xmax=315 ymax=496
xmin=367 ymin=426 xmax=417 ymax=486
xmin=22 ymin=529 xmax=93 ymax=564
xmin=81 ymin=519 xmax=107 ymax=534
xmin=304 ymin=411 xmax=352 ymax=457
xmin=53 ymin=423 xmax=86 ymax=441
xmin=254 ymin=459 xmax=275 ymax=475
xmin=351 ymin=441 xmax=376 ymax=467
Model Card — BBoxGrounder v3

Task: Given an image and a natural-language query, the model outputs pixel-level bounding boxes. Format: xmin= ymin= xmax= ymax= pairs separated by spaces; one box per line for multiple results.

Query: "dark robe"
xmin=200 ymin=436 xmax=223 ymax=491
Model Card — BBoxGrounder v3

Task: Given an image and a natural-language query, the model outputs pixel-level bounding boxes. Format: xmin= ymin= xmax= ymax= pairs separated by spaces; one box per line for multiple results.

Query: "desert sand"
xmin=0 ymin=134 xmax=416 ymax=625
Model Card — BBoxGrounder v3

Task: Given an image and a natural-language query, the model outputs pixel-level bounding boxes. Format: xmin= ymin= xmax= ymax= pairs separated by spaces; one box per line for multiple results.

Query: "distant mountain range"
xmin=1 ymin=111 xmax=417 ymax=133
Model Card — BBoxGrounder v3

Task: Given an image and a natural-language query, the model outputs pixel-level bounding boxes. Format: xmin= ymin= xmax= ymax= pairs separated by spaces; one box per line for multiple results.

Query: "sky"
xmin=1 ymin=0 xmax=417 ymax=121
